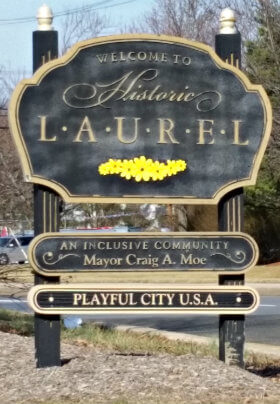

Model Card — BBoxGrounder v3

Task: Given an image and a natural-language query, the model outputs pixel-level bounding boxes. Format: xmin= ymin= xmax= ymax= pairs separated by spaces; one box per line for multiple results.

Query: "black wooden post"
xmin=33 ymin=8 xmax=61 ymax=368
xmin=215 ymin=13 xmax=245 ymax=367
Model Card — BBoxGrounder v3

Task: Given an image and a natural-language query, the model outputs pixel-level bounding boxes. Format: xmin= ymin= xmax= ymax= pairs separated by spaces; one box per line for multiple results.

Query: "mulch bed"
xmin=0 ymin=331 xmax=280 ymax=404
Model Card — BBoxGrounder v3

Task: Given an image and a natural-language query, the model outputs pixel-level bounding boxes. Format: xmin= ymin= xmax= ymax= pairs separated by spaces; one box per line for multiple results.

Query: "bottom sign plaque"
xmin=27 ymin=284 xmax=259 ymax=315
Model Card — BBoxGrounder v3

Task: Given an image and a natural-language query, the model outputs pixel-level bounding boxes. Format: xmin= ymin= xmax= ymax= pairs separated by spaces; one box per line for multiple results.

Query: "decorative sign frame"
xmin=9 ymin=34 xmax=272 ymax=204
xmin=29 ymin=231 xmax=259 ymax=275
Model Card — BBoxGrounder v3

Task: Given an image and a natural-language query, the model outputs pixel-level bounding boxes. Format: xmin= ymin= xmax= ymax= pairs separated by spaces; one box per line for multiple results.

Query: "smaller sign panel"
xmin=29 ymin=232 xmax=258 ymax=275
xmin=27 ymin=284 xmax=259 ymax=315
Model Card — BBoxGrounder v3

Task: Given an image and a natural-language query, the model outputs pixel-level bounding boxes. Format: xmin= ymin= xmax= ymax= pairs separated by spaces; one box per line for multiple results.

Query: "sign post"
xmin=215 ymin=8 xmax=245 ymax=367
xmin=33 ymin=5 xmax=61 ymax=368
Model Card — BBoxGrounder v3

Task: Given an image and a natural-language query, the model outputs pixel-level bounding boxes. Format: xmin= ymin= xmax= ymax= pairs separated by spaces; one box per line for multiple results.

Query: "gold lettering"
xmin=115 ymin=117 xmax=140 ymax=144
xmin=96 ymin=54 xmax=107 ymax=63
xmin=193 ymin=293 xmax=201 ymax=305
xmin=73 ymin=116 xmax=97 ymax=142
xmin=138 ymin=52 xmax=146 ymax=60
xmin=100 ymin=293 xmax=110 ymax=305
xmin=129 ymin=293 xmax=137 ymax=305
xmin=179 ymin=293 xmax=190 ymax=306
xmin=73 ymin=293 xmax=82 ymax=305
xmin=38 ymin=115 xmax=57 ymax=142
xmin=111 ymin=52 xmax=117 ymax=62
xmin=89 ymin=293 xmax=101 ymax=305
xmin=166 ymin=293 xmax=175 ymax=305
xmin=182 ymin=56 xmax=191 ymax=65
xmin=60 ymin=241 xmax=77 ymax=250
xmin=83 ymin=255 xmax=95 ymax=265
xmin=82 ymin=293 xmax=91 ymax=305
xmin=128 ymin=52 xmax=136 ymax=61
xmin=173 ymin=54 xmax=180 ymax=64
xmin=157 ymin=118 xmax=179 ymax=144
xmin=110 ymin=293 xmax=118 ymax=305
xmin=119 ymin=293 xmax=129 ymax=306
xmin=232 ymin=120 xmax=248 ymax=145
xmin=141 ymin=293 xmax=151 ymax=305
xmin=157 ymin=293 xmax=165 ymax=305
xmin=119 ymin=51 xmax=126 ymax=61
xmin=149 ymin=52 xmax=159 ymax=62
xmin=180 ymin=253 xmax=192 ymax=264
xmin=205 ymin=293 xmax=215 ymax=306
xmin=197 ymin=119 xmax=214 ymax=144
xmin=60 ymin=242 xmax=68 ymax=251
xmin=162 ymin=254 xmax=172 ymax=265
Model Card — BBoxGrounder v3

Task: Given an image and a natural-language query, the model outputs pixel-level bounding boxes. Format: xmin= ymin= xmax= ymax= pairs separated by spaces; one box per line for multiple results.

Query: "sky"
xmin=0 ymin=0 xmax=152 ymax=76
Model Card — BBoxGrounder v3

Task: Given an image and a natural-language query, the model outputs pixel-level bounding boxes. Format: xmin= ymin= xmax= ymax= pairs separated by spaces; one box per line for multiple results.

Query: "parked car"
xmin=0 ymin=235 xmax=34 ymax=265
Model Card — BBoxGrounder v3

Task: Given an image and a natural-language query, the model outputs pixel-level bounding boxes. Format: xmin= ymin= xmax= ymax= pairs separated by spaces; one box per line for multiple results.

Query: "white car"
xmin=0 ymin=235 xmax=34 ymax=265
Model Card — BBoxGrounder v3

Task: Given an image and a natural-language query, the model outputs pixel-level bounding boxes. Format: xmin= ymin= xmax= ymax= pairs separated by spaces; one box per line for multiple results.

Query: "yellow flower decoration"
xmin=98 ymin=156 xmax=187 ymax=182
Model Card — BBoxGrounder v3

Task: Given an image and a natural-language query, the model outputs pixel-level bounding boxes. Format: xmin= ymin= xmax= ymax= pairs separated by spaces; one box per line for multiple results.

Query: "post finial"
xmin=36 ymin=4 xmax=54 ymax=31
xmin=219 ymin=8 xmax=237 ymax=34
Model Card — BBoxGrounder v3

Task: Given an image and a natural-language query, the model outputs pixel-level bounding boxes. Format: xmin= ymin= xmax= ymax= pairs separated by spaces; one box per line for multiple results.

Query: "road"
xmin=0 ymin=296 xmax=279 ymax=346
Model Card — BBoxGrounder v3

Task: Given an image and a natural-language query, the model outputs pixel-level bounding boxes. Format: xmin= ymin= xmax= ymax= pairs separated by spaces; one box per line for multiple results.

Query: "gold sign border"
xmin=28 ymin=231 xmax=259 ymax=276
xmin=9 ymin=34 xmax=272 ymax=205
xmin=27 ymin=283 xmax=260 ymax=315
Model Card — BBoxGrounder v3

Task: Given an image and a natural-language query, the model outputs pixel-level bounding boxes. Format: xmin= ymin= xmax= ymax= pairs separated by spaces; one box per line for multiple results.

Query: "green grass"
xmin=0 ymin=308 xmax=34 ymax=335
xmin=0 ymin=308 xmax=217 ymax=357
xmin=2 ymin=262 xmax=280 ymax=285
xmin=63 ymin=322 xmax=218 ymax=357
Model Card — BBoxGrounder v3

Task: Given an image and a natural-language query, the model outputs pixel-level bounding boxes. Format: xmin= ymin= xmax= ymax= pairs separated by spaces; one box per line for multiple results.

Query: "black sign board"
xmin=29 ymin=232 xmax=258 ymax=275
xmin=9 ymin=34 xmax=271 ymax=204
xmin=27 ymin=284 xmax=259 ymax=315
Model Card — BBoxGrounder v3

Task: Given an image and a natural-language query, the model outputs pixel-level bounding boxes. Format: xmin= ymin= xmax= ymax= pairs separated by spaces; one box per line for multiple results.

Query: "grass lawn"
xmin=0 ymin=308 xmax=217 ymax=357
xmin=2 ymin=263 xmax=280 ymax=285
xmin=0 ymin=307 xmax=279 ymax=372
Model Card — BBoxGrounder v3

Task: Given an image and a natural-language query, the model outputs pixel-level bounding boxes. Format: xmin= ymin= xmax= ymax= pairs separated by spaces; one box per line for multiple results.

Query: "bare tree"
xmin=60 ymin=8 xmax=109 ymax=55
xmin=0 ymin=113 xmax=33 ymax=228
xmin=126 ymin=0 xmax=258 ymax=45
xmin=126 ymin=0 xmax=218 ymax=44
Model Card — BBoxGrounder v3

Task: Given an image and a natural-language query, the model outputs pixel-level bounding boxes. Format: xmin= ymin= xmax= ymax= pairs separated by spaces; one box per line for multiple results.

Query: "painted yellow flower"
xmin=150 ymin=161 xmax=168 ymax=181
xmin=120 ymin=159 xmax=137 ymax=180
xmin=98 ymin=163 xmax=110 ymax=175
xmin=166 ymin=160 xmax=179 ymax=176
xmin=176 ymin=159 xmax=187 ymax=171
xmin=133 ymin=156 xmax=153 ymax=182
xmin=107 ymin=159 xmax=122 ymax=174
xmin=98 ymin=157 xmax=187 ymax=182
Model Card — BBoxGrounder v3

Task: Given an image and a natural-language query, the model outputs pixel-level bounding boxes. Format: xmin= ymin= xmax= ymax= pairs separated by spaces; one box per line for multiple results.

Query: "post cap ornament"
xmin=36 ymin=4 xmax=54 ymax=31
xmin=219 ymin=8 xmax=237 ymax=34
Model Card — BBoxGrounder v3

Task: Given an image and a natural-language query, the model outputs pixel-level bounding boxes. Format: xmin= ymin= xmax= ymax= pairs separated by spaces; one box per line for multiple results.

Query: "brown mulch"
xmin=0 ymin=331 xmax=280 ymax=404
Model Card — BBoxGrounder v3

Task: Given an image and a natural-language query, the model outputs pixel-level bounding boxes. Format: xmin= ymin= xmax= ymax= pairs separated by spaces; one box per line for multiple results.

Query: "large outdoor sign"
xmin=9 ymin=34 xmax=271 ymax=204
xmin=29 ymin=232 xmax=258 ymax=275
xmin=27 ymin=284 xmax=259 ymax=315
